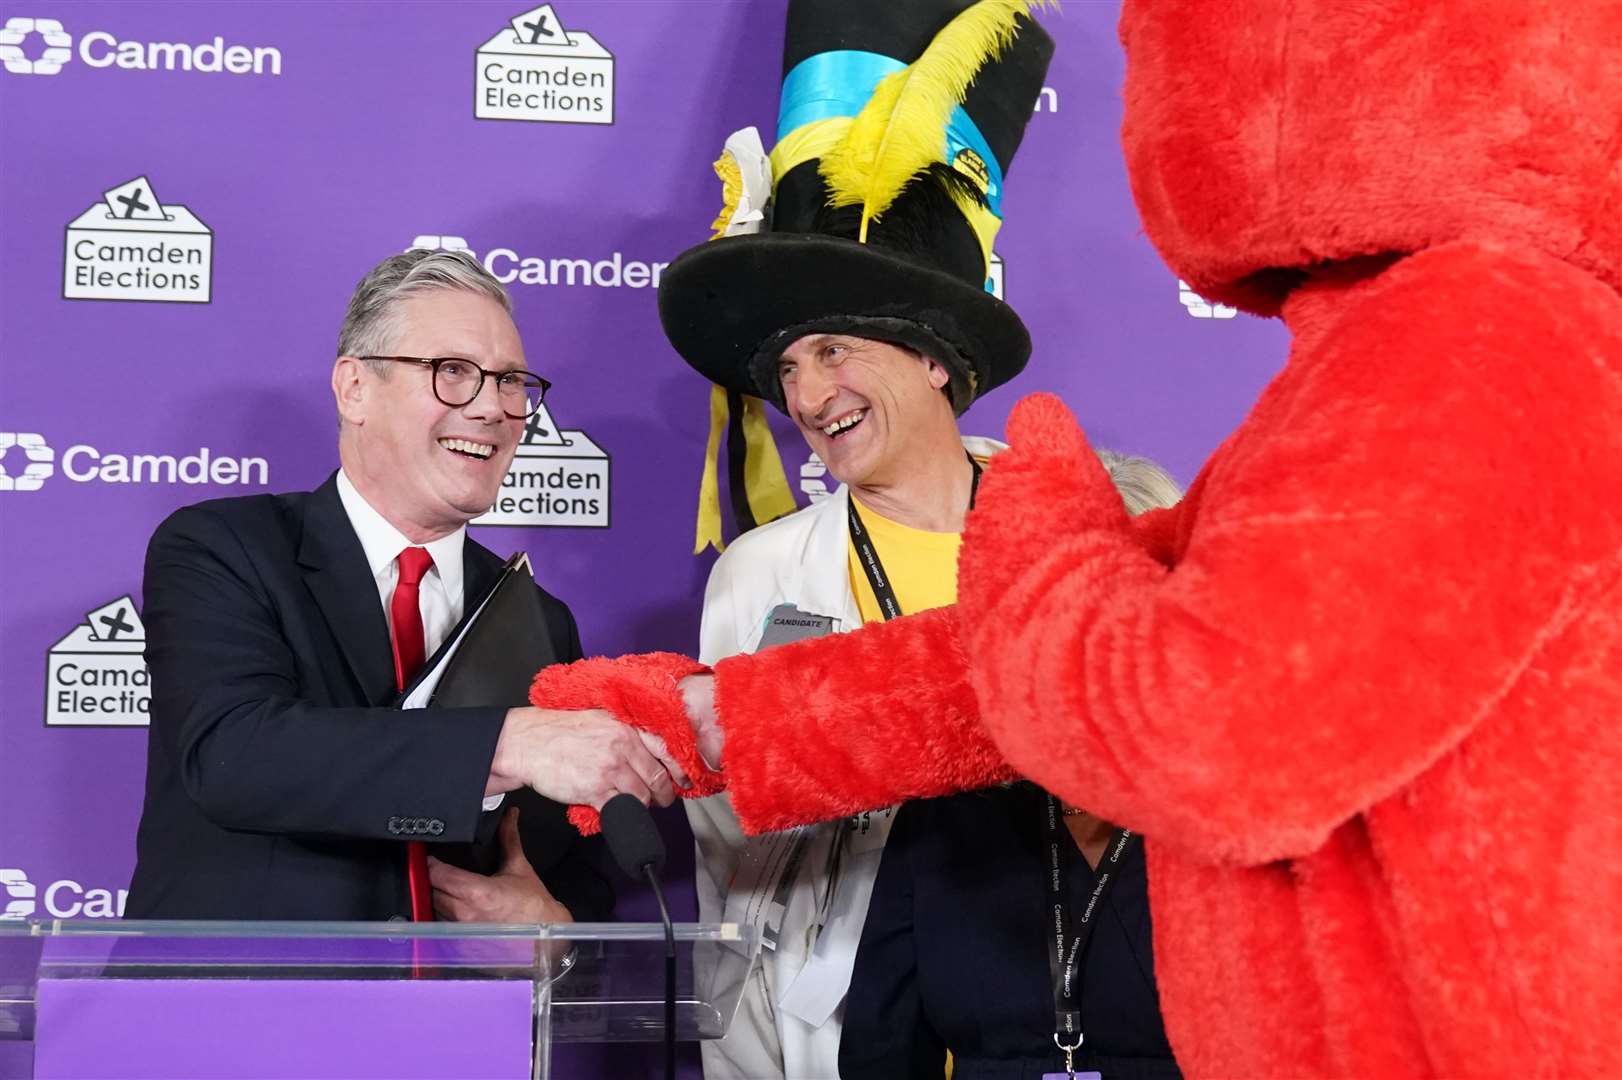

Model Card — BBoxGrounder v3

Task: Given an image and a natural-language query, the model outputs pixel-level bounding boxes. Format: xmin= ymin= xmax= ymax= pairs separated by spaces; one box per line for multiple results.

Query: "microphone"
xmin=600 ymin=794 xmax=676 ymax=1080
xmin=601 ymin=792 xmax=666 ymax=878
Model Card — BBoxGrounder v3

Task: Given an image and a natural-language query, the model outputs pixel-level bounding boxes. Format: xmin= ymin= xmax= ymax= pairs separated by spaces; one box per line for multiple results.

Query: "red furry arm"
xmin=714 ymin=604 xmax=1016 ymax=834
xmin=959 ymin=245 xmax=1622 ymax=864
xmin=526 ymin=627 xmax=1012 ymax=836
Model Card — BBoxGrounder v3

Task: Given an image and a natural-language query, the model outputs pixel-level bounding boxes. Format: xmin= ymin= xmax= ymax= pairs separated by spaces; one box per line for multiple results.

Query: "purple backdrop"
xmin=0 ymin=0 xmax=1289 ymax=1074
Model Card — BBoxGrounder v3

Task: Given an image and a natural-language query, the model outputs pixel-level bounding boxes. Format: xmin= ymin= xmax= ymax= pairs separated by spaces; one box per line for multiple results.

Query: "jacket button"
xmin=428 ymin=819 xmax=445 ymax=836
xmin=387 ymin=816 xmax=402 ymax=835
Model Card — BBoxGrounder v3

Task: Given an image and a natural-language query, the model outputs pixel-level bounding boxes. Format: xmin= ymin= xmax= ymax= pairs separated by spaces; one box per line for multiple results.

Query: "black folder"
xmin=400 ymin=552 xmax=566 ymax=875
xmin=404 ymin=552 xmax=560 ymax=709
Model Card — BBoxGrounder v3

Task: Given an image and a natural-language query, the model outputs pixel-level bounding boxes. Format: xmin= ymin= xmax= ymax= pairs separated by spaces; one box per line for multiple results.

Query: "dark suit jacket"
xmin=126 ymin=474 xmax=613 ymax=922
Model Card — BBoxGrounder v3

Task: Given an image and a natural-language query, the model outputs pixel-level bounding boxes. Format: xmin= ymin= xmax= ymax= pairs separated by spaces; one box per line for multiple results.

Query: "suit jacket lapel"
xmin=297 ymin=473 xmax=397 ymax=705
xmin=462 ymin=540 xmax=501 ymax=615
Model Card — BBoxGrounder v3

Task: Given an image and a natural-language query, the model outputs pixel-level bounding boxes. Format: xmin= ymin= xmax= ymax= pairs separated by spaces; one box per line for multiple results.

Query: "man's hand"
xmin=680 ymin=674 xmax=723 ymax=770
xmin=488 ymin=706 xmax=688 ymax=807
xmin=428 ymin=807 xmax=569 ymax=924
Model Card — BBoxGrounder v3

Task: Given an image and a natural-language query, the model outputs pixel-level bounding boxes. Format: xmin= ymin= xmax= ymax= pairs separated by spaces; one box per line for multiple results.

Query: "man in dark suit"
xmin=127 ymin=250 xmax=684 ymax=922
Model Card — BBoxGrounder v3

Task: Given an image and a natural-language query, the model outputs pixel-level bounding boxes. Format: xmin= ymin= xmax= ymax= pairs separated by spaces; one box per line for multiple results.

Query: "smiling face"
xmin=333 ymin=288 xmax=527 ymax=542
xmin=777 ymin=333 xmax=956 ymax=490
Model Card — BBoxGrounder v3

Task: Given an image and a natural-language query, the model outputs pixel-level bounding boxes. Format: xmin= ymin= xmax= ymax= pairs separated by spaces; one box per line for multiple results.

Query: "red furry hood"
xmin=1118 ymin=0 xmax=1622 ymax=316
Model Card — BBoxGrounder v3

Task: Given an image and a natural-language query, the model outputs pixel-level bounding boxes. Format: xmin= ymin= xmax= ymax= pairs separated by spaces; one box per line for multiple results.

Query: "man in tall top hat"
xmin=655 ymin=2 xmax=1054 ymax=1075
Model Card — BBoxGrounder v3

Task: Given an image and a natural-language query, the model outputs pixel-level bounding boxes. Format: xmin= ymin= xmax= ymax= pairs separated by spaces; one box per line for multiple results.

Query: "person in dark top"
xmin=841 ymin=452 xmax=1184 ymax=1080
xmin=839 ymin=782 xmax=1182 ymax=1080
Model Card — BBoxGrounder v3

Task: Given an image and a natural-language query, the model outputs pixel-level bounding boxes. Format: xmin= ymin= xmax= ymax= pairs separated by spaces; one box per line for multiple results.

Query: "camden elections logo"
xmin=0 ymin=868 xmax=127 ymax=919
xmin=64 ymin=176 xmax=213 ymax=303
xmin=0 ymin=15 xmax=282 ymax=78
xmin=475 ymin=4 xmax=614 ymax=125
xmin=1178 ymin=278 xmax=1237 ymax=320
xmin=474 ymin=401 xmax=610 ymax=528
xmin=0 ymin=432 xmax=53 ymax=490
xmin=46 ymin=595 xmax=150 ymax=727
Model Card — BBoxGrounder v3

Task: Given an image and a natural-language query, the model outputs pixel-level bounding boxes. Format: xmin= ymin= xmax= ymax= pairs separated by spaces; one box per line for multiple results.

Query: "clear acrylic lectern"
xmin=0 ymin=919 xmax=759 ymax=1079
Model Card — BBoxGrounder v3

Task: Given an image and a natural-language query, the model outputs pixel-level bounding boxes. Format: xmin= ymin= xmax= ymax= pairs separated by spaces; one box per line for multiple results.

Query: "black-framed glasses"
xmin=358 ymin=356 xmax=551 ymax=419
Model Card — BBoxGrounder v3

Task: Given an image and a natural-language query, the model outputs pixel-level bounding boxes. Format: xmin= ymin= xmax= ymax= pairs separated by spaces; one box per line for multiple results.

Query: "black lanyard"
xmin=1044 ymin=792 xmax=1137 ymax=1076
xmin=847 ymin=453 xmax=981 ymax=620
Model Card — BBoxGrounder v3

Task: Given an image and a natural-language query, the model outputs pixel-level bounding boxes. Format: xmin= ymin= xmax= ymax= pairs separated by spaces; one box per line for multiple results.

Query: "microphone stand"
xmin=644 ymin=865 xmax=676 ymax=1080
xmin=601 ymin=794 xmax=677 ymax=1080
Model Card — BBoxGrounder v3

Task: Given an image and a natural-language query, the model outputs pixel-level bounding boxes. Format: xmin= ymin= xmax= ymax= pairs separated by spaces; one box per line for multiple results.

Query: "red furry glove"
xmin=960 ymin=393 xmax=1136 ymax=617
xmin=711 ymin=604 xmax=1018 ymax=834
xmin=529 ymin=653 xmax=726 ymax=835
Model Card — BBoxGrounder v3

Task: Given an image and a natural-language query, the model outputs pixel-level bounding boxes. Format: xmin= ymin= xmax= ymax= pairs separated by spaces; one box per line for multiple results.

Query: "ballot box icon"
xmin=474 ymin=5 xmax=614 ymax=125
xmin=475 ymin=401 xmax=610 ymax=528
xmin=63 ymin=176 xmax=213 ymax=304
xmin=45 ymin=595 xmax=152 ymax=727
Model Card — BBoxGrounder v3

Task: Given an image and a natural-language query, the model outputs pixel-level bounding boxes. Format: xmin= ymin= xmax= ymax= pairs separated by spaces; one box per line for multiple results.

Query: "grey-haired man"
xmin=128 ymin=250 xmax=684 ymax=922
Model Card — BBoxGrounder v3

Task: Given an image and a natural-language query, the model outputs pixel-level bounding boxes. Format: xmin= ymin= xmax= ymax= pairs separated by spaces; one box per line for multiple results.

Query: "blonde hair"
xmin=1096 ymin=448 xmax=1182 ymax=515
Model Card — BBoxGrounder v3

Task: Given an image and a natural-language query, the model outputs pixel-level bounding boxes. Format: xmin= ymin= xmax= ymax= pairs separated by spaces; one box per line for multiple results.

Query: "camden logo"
xmin=0 ymin=430 xmax=269 ymax=491
xmin=65 ymin=176 xmax=213 ymax=303
xmin=1178 ymin=278 xmax=1237 ymax=320
xmin=0 ymin=15 xmax=281 ymax=77
xmin=474 ymin=401 xmax=610 ymax=528
xmin=801 ymin=453 xmax=830 ymax=505
xmin=1 ymin=868 xmax=35 ymax=918
xmin=0 ymin=868 xmax=127 ymax=919
xmin=409 ymin=234 xmax=668 ymax=291
xmin=0 ymin=432 xmax=53 ymax=490
xmin=0 ymin=16 xmax=68 ymax=74
xmin=475 ymin=4 xmax=614 ymax=125
xmin=46 ymin=596 xmax=149 ymax=727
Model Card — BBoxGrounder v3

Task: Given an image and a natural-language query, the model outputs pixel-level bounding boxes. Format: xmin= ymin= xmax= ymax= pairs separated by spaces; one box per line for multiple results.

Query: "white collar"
xmin=335 ymin=469 xmax=465 ymax=598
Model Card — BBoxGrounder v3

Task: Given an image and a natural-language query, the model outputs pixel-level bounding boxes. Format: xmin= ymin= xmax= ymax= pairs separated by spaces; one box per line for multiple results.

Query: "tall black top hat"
xmin=658 ymin=0 xmax=1055 ymax=417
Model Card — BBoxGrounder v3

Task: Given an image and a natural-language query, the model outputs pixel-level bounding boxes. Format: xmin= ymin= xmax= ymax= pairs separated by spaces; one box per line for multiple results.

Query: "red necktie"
xmin=390 ymin=546 xmax=436 ymax=922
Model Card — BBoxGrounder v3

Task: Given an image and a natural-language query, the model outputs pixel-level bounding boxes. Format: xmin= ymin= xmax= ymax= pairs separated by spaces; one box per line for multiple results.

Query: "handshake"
xmin=484 ymin=654 xmax=732 ymax=834
xmin=479 ymin=607 xmax=1015 ymax=840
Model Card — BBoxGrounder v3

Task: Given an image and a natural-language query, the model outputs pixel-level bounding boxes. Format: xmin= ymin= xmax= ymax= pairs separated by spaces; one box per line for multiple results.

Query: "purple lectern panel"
xmin=34 ymin=978 xmax=533 ymax=1080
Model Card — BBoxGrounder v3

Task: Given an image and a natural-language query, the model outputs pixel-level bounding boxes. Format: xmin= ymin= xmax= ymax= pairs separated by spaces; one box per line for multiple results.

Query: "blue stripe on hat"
xmin=777 ymin=50 xmax=1006 ymax=217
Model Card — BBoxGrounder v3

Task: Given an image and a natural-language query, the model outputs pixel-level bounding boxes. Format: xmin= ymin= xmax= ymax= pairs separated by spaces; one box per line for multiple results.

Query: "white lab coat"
xmin=687 ymin=436 xmax=1004 ymax=1080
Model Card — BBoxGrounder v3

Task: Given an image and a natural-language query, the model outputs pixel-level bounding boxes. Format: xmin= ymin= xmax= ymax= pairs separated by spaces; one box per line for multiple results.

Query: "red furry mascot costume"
xmin=535 ymin=2 xmax=1622 ymax=1074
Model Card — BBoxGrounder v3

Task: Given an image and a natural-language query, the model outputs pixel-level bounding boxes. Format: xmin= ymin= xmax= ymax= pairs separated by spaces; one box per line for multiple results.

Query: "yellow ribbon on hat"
xmin=693 ymin=145 xmax=799 ymax=555
xmin=694 ymin=387 xmax=798 ymax=555
xmin=694 ymin=387 xmax=729 ymax=554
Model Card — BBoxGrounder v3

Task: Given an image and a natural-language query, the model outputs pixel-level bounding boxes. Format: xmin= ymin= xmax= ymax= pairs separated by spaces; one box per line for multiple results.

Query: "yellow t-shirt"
xmin=846 ymin=496 xmax=962 ymax=624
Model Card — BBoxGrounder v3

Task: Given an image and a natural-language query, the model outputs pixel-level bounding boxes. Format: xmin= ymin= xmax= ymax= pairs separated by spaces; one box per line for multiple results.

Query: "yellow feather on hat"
xmin=819 ymin=0 xmax=1047 ymax=241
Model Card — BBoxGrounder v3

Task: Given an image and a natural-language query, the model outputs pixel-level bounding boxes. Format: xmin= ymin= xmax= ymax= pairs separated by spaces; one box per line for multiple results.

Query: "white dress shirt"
xmin=336 ymin=470 xmax=503 ymax=813
xmin=335 ymin=469 xmax=465 ymax=658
